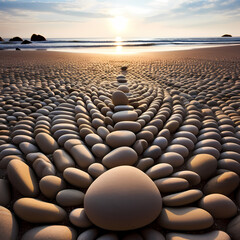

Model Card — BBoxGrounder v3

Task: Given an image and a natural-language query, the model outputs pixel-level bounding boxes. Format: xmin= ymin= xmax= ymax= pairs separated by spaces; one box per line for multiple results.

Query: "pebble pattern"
xmin=0 ymin=52 xmax=240 ymax=239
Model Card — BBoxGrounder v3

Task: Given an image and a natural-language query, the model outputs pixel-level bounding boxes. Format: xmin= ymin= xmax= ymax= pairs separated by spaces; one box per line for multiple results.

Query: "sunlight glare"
xmin=111 ymin=16 xmax=128 ymax=33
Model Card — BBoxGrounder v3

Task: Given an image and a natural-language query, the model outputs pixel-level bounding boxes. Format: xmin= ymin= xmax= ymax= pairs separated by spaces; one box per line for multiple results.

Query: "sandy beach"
xmin=0 ymin=45 xmax=240 ymax=240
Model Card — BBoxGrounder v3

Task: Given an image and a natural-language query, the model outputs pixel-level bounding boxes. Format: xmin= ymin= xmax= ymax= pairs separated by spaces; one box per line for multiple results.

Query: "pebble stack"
xmin=0 ymin=52 xmax=240 ymax=240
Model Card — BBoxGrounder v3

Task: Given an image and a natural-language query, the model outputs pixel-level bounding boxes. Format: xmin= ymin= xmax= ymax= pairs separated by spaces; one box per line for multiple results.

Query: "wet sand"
xmin=0 ymin=45 xmax=240 ymax=240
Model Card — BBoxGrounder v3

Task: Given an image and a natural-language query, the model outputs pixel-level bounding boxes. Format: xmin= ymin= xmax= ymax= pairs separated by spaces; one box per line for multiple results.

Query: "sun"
xmin=111 ymin=16 xmax=128 ymax=33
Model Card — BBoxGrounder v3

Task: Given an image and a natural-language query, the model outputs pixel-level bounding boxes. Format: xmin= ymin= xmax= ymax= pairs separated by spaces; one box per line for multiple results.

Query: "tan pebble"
xmin=88 ymin=163 xmax=107 ymax=178
xmin=0 ymin=179 xmax=11 ymax=206
xmin=7 ymin=159 xmax=39 ymax=197
xmin=203 ymin=171 xmax=239 ymax=195
xmin=133 ymin=139 xmax=148 ymax=155
xmin=136 ymin=157 xmax=154 ymax=171
xmin=117 ymin=85 xmax=129 ymax=93
xmin=142 ymin=125 xmax=158 ymax=136
xmin=198 ymin=131 xmax=221 ymax=142
xmin=114 ymin=121 xmax=141 ymax=133
xmin=166 ymin=231 xmax=231 ymax=240
xmin=112 ymin=90 xmax=129 ymax=106
xmin=70 ymin=144 xmax=95 ymax=168
xmin=102 ymin=147 xmax=138 ymax=168
xmin=56 ymin=189 xmax=84 ymax=207
xmin=39 ymin=175 xmax=66 ymax=199
xmin=0 ymin=206 xmax=18 ymax=240
xmin=77 ymin=228 xmax=98 ymax=240
xmin=13 ymin=198 xmax=67 ymax=223
xmin=19 ymin=142 xmax=38 ymax=155
xmin=64 ymin=139 xmax=83 ymax=152
xmin=106 ymin=130 xmax=136 ymax=148
xmin=154 ymin=177 xmax=189 ymax=193
xmin=35 ymin=133 xmax=59 ymax=154
xmin=85 ymin=133 xmax=103 ymax=147
xmin=158 ymin=129 xmax=171 ymax=140
xmin=179 ymin=124 xmax=199 ymax=135
xmin=32 ymin=158 xmax=56 ymax=178
xmin=112 ymin=110 xmax=138 ymax=122
xmin=143 ymin=145 xmax=162 ymax=159
xmin=199 ymin=193 xmax=237 ymax=219
xmin=114 ymin=105 xmax=134 ymax=112
xmin=79 ymin=127 xmax=95 ymax=139
xmin=158 ymin=152 xmax=184 ymax=168
xmin=136 ymin=130 xmax=154 ymax=142
xmin=84 ymin=166 xmax=162 ymax=231
xmin=227 ymin=214 xmax=240 ymax=240
xmin=69 ymin=208 xmax=92 ymax=228
xmin=21 ymin=225 xmax=77 ymax=240
xmin=146 ymin=163 xmax=173 ymax=180
xmin=53 ymin=149 xmax=75 ymax=172
xmin=186 ymin=154 xmax=217 ymax=180
xmin=163 ymin=189 xmax=203 ymax=207
xmin=26 ymin=152 xmax=51 ymax=164
xmin=158 ymin=207 xmax=213 ymax=231
xmin=97 ymin=126 xmax=110 ymax=139
xmin=141 ymin=228 xmax=165 ymax=240
xmin=171 ymin=170 xmax=201 ymax=186
xmin=166 ymin=144 xmax=189 ymax=158
xmin=164 ymin=120 xmax=180 ymax=133
xmin=63 ymin=167 xmax=93 ymax=188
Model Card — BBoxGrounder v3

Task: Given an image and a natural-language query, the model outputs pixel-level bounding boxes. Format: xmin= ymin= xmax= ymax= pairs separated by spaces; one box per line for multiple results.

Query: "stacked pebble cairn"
xmin=0 ymin=68 xmax=240 ymax=240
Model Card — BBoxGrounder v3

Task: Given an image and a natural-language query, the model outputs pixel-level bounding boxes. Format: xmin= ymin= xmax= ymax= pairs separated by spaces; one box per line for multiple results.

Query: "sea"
xmin=1 ymin=37 xmax=240 ymax=54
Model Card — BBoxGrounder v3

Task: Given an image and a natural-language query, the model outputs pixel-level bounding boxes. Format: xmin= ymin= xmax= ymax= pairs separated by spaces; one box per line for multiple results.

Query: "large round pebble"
xmin=35 ymin=133 xmax=59 ymax=154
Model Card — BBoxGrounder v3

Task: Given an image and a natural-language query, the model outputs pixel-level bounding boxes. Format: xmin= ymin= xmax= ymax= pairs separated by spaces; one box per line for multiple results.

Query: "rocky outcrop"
xmin=31 ymin=34 xmax=46 ymax=41
xmin=10 ymin=37 xmax=23 ymax=41
xmin=0 ymin=37 xmax=4 ymax=41
xmin=222 ymin=34 xmax=232 ymax=37
xmin=21 ymin=40 xmax=32 ymax=44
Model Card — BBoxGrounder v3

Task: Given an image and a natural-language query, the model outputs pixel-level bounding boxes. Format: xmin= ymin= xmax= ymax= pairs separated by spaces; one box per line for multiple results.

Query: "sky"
xmin=0 ymin=0 xmax=239 ymax=39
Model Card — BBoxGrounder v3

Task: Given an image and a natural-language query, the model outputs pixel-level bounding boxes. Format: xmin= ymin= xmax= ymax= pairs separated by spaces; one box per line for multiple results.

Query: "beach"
xmin=0 ymin=45 xmax=240 ymax=239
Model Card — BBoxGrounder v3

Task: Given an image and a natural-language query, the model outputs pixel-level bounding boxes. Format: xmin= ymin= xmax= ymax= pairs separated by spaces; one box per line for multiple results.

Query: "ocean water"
xmin=1 ymin=37 xmax=240 ymax=54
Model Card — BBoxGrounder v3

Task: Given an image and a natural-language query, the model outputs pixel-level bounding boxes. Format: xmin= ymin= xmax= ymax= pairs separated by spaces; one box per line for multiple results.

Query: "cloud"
xmin=0 ymin=0 xmax=111 ymax=22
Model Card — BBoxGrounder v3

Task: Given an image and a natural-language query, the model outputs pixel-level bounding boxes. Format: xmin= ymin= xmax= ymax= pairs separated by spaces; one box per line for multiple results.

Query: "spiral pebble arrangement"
xmin=0 ymin=54 xmax=240 ymax=240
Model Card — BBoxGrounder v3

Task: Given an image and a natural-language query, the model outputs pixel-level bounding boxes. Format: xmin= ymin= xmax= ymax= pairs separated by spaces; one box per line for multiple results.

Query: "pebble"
xmin=106 ymin=130 xmax=136 ymax=148
xmin=0 ymin=179 xmax=11 ymax=206
xmin=193 ymin=146 xmax=220 ymax=159
xmin=199 ymin=193 xmax=237 ymax=219
xmin=203 ymin=171 xmax=239 ymax=195
xmin=88 ymin=163 xmax=107 ymax=178
xmin=136 ymin=157 xmax=154 ymax=171
xmin=69 ymin=208 xmax=92 ymax=228
xmin=164 ymin=120 xmax=180 ymax=133
xmin=186 ymin=154 xmax=217 ymax=180
xmin=91 ymin=143 xmax=110 ymax=158
xmin=166 ymin=231 xmax=231 ymax=240
xmin=97 ymin=126 xmax=110 ymax=139
xmin=70 ymin=144 xmax=95 ymax=168
xmin=154 ymin=177 xmax=189 ymax=193
xmin=84 ymin=166 xmax=162 ymax=231
xmin=152 ymin=136 xmax=168 ymax=149
xmin=174 ymin=131 xmax=197 ymax=143
xmin=102 ymin=147 xmax=138 ymax=168
xmin=0 ymin=206 xmax=18 ymax=240
xmin=85 ymin=133 xmax=103 ymax=147
xmin=112 ymin=110 xmax=138 ymax=122
xmin=63 ymin=167 xmax=93 ymax=188
xmin=7 ymin=159 xmax=39 ymax=197
xmin=39 ymin=175 xmax=66 ymax=199
xmin=112 ymin=90 xmax=129 ymax=106
xmin=21 ymin=225 xmax=77 ymax=240
xmin=35 ymin=132 xmax=59 ymax=154
xmin=13 ymin=198 xmax=67 ymax=223
xmin=163 ymin=189 xmax=203 ymax=207
xmin=143 ymin=145 xmax=162 ymax=159
xmin=158 ymin=207 xmax=214 ymax=230
xmin=77 ymin=228 xmax=98 ymax=240
xmin=53 ymin=149 xmax=75 ymax=172
xmin=171 ymin=170 xmax=201 ymax=186
xmin=166 ymin=144 xmax=189 ymax=158
xmin=141 ymin=228 xmax=165 ymax=240
xmin=133 ymin=139 xmax=148 ymax=155
xmin=227 ymin=215 xmax=240 ymax=240
xmin=158 ymin=152 xmax=184 ymax=168
xmin=56 ymin=189 xmax=85 ymax=207
xmin=114 ymin=121 xmax=141 ymax=133
xmin=146 ymin=163 xmax=173 ymax=179
xmin=218 ymin=159 xmax=240 ymax=175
